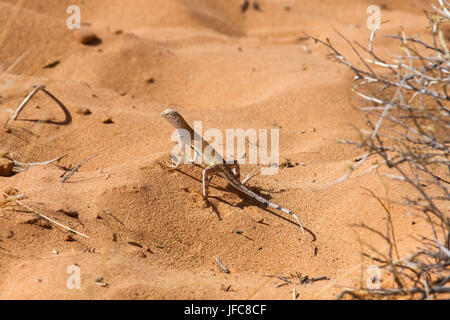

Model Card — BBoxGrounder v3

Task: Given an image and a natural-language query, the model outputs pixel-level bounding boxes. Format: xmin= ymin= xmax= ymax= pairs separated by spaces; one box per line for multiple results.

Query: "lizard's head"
xmin=161 ymin=108 xmax=182 ymax=127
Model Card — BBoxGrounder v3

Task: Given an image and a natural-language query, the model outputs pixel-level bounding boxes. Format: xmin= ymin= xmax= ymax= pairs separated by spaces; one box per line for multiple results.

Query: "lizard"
xmin=161 ymin=108 xmax=305 ymax=235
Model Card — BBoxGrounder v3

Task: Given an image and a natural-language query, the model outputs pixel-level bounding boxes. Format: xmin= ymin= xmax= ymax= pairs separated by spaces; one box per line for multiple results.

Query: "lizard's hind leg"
xmin=168 ymin=138 xmax=187 ymax=169
xmin=202 ymin=164 xmax=224 ymax=198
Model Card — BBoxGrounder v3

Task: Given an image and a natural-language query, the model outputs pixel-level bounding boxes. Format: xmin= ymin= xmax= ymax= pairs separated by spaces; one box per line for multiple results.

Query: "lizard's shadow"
xmin=168 ymin=166 xmax=231 ymax=194
xmin=167 ymin=167 xmax=233 ymax=221
xmin=229 ymin=185 xmax=316 ymax=241
xmin=170 ymin=166 xmax=315 ymax=241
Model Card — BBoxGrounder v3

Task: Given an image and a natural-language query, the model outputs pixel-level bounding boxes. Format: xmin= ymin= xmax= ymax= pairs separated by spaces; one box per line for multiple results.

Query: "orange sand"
xmin=0 ymin=0 xmax=434 ymax=299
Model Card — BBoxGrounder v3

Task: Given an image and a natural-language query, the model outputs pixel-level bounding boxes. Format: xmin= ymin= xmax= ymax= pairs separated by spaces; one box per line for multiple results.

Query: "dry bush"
xmin=308 ymin=1 xmax=449 ymax=299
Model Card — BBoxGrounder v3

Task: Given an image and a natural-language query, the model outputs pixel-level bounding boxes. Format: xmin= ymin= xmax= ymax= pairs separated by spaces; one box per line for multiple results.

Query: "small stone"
xmin=280 ymin=158 xmax=295 ymax=168
xmin=145 ymin=77 xmax=155 ymax=84
xmin=102 ymin=117 xmax=114 ymax=124
xmin=95 ymin=277 xmax=107 ymax=287
xmin=6 ymin=230 xmax=14 ymax=238
xmin=240 ymin=0 xmax=249 ymax=13
xmin=3 ymin=187 xmax=19 ymax=196
xmin=0 ymin=150 xmax=9 ymax=158
xmin=51 ymin=249 xmax=58 ymax=255
xmin=43 ymin=60 xmax=60 ymax=69
xmin=127 ymin=241 xmax=143 ymax=248
xmin=0 ymin=158 xmax=14 ymax=177
xmin=37 ymin=219 xmax=52 ymax=229
xmin=75 ymin=107 xmax=92 ymax=115
xmin=74 ymin=30 xmax=102 ymax=45
xmin=253 ymin=1 xmax=261 ymax=11
xmin=57 ymin=208 xmax=79 ymax=219
xmin=65 ymin=234 xmax=75 ymax=242
xmin=302 ymin=45 xmax=311 ymax=54
xmin=17 ymin=216 xmax=38 ymax=225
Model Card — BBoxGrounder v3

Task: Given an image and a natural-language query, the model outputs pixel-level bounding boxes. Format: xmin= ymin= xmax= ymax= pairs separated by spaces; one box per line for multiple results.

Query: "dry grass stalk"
xmin=2 ymin=192 xmax=89 ymax=238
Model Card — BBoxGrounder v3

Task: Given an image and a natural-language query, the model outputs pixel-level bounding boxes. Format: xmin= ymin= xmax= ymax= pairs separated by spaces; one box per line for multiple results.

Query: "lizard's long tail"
xmin=221 ymin=172 xmax=305 ymax=235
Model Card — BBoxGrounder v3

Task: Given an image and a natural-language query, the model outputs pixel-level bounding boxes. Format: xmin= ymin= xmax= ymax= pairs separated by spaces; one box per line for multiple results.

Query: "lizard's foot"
xmin=158 ymin=161 xmax=176 ymax=171
xmin=165 ymin=164 xmax=179 ymax=171
xmin=169 ymin=153 xmax=179 ymax=166
xmin=166 ymin=153 xmax=185 ymax=170
xmin=241 ymin=164 xmax=270 ymax=185
xmin=158 ymin=155 xmax=181 ymax=171
xmin=186 ymin=158 xmax=196 ymax=164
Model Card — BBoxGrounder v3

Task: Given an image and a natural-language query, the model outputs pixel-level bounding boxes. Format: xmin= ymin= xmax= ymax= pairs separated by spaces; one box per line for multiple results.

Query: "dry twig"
xmin=308 ymin=1 xmax=449 ymax=299
xmin=2 ymin=192 xmax=89 ymax=238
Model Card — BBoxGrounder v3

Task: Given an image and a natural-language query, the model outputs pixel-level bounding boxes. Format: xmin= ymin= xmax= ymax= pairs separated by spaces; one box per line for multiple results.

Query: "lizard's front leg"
xmin=202 ymin=164 xmax=224 ymax=198
xmin=169 ymin=140 xmax=186 ymax=169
